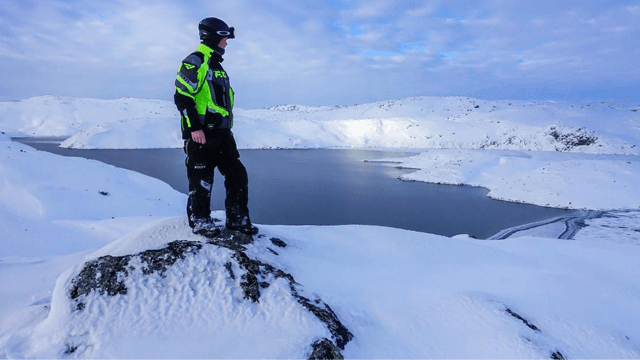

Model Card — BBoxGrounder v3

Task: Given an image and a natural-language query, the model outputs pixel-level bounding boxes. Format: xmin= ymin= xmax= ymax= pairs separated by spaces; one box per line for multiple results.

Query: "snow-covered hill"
xmin=237 ymin=97 xmax=639 ymax=154
xmin=1 ymin=95 xmax=638 ymax=154
xmin=0 ymin=134 xmax=185 ymax=257
xmin=17 ymin=217 xmax=640 ymax=359
xmin=0 ymin=96 xmax=176 ymax=139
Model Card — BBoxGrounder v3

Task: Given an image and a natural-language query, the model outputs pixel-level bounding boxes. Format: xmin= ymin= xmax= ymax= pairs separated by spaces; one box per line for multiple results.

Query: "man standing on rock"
xmin=174 ymin=17 xmax=258 ymax=236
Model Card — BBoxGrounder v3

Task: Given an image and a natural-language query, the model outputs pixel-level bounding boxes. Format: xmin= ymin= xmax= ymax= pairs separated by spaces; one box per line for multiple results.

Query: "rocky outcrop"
xmin=309 ymin=338 xmax=344 ymax=360
xmin=545 ymin=126 xmax=598 ymax=151
xmin=66 ymin=230 xmax=353 ymax=359
xmin=70 ymin=240 xmax=203 ymax=310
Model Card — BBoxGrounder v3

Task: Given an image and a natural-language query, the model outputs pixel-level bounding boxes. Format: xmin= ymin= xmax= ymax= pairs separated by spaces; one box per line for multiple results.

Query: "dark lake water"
xmin=18 ymin=138 xmax=572 ymax=239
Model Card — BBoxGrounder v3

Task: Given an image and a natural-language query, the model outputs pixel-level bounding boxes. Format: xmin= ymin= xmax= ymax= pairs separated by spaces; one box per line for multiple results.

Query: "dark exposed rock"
xmin=308 ymin=338 xmax=344 ymax=360
xmin=69 ymin=254 xmax=132 ymax=309
xmin=227 ymin=244 xmax=353 ymax=349
xmin=232 ymin=251 xmax=262 ymax=302
xmin=267 ymin=247 xmax=279 ymax=256
xmin=506 ymin=307 xmax=568 ymax=360
xmin=506 ymin=308 xmax=540 ymax=332
xmin=64 ymin=344 xmax=78 ymax=355
xmin=260 ymin=262 xmax=297 ymax=284
xmin=294 ymin=294 xmax=353 ymax=350
xmin=240 ymin=271 xmax=261 ymax=302
xmin=270 ymin=237 xmax=287 ymax=248
xmin=138 ymin=241 xmax=202 ymax=275
xmin=224 ymin=261 xmax=235 ymax=280
xmin=546 ymin=126 xmax=598 ymax=151
xmin=206 ymin=229 xmax=253 ymax=251
xmin=69 ymin=240 xmax=202 ymax=310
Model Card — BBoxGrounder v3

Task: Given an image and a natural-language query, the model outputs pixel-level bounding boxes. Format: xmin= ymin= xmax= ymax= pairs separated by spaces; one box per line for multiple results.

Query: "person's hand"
xmin=191 ymin=130 xmax=206 ymax=144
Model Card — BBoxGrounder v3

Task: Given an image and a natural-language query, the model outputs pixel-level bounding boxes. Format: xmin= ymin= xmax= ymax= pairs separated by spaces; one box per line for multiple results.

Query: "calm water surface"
xmin=19 ymin=138 xmax=572 ymax=238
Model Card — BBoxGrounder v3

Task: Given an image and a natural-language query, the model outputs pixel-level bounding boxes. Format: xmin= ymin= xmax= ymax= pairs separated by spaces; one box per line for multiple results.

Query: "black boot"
xmin=226 ymin=214 xmax=259 ymax=235
xmin=191 ymin=216 xmax=221 ymax=237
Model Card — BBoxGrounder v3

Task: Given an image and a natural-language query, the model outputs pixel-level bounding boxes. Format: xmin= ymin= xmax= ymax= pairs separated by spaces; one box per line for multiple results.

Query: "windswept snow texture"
xmin=25 ymin=218 xmax=352 ymax=359
xmin=21 ymin=218 xmax=640 ymax=359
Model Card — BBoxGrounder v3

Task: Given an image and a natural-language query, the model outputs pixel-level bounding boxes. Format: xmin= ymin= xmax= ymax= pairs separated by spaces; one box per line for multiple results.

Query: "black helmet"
xmin=198 ymin=17 xmax=235 ymax=42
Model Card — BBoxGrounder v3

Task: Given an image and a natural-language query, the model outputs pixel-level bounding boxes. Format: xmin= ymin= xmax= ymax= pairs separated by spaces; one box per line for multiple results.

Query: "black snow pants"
xmin=184 ymin=130 xmax=249 ymax=227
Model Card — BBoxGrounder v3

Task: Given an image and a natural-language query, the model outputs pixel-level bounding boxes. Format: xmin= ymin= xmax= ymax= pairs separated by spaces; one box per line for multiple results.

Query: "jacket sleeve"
xmin=174 ymin=53 xmax=204 ymax=138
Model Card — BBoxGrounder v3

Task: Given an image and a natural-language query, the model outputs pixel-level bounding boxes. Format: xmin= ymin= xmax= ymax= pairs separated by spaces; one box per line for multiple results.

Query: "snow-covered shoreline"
xmin=368 ymin=148 xmax=640 ymax=210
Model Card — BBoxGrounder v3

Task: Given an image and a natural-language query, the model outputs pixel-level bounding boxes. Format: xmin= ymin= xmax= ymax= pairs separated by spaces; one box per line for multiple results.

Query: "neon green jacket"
xmin=174 ymin=43 xmax=234 ymax=138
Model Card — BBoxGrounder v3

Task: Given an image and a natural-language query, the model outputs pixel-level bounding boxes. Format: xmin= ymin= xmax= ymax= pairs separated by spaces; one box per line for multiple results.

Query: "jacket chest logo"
xmin=207 ymin=69 xmax=227 ymax=79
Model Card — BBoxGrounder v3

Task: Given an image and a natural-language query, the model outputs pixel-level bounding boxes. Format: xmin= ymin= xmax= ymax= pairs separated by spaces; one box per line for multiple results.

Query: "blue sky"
xmin=0 ymin=0 xmax=639 ymax=108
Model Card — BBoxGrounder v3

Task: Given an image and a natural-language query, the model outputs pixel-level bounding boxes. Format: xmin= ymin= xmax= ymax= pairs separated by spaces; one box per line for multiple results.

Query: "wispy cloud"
xmin=0 ymin=0 xmax=638 ymax=106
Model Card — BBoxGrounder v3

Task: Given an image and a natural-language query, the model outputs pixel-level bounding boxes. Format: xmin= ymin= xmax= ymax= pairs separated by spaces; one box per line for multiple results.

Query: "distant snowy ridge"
xmin=0 ymin=96 xmax=175 ymax=138
xmin=263 ymin=104 xmax=334 ymax=112
xmin=1 ymin=95 xmax=638 ymax=154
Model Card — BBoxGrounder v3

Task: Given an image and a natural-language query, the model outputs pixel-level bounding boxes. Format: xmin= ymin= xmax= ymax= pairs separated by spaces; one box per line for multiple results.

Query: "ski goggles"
xmin=216 ymin=27 xmax=235 ymax=39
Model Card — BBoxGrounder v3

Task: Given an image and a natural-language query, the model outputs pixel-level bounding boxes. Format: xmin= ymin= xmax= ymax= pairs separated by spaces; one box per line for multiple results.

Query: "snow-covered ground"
xmin=1 ymin=96 xmax=640 ymax=358
xmin=368 ymin=149 xmax=640 ymax=210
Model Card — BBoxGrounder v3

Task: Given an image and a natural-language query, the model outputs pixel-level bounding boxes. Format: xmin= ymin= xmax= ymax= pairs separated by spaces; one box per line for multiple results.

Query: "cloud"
xmin=341 ymin=0 xmax=396 ymax=20
xmin=0 ymin=0 xmax=639 ymax=107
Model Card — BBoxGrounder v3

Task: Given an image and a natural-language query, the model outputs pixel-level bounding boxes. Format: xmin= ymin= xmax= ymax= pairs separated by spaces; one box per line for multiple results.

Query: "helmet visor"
xmin=216 ymin=27 xmax=235 ymax=39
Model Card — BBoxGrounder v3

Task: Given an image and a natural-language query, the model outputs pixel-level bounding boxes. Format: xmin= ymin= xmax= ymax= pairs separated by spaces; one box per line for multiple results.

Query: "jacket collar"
xmin=197 ymin=43 xmax=224 ymax=62
xmin=197 ymin=43 xmax=214 ymax=56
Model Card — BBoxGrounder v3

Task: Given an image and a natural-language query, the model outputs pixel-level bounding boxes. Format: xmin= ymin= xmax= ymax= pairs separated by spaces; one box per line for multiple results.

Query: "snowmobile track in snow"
xmin=488 ymin=210 xmax=604 ymax=240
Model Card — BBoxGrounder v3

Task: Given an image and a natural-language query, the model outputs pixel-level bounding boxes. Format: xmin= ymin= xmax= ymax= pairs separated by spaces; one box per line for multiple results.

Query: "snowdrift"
xmin=0 ymin=134 xmax=185 ymax=257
